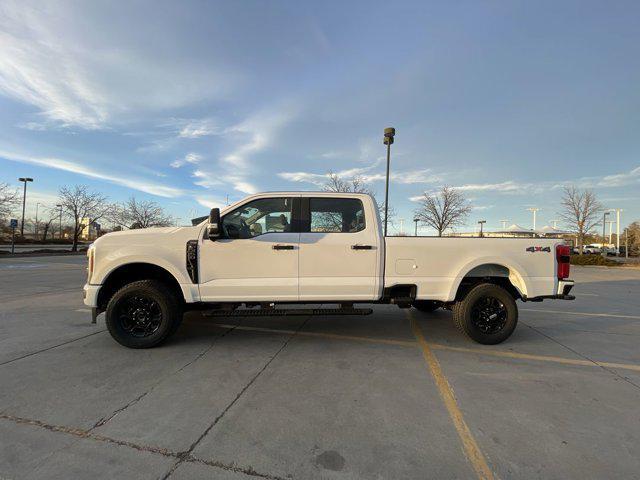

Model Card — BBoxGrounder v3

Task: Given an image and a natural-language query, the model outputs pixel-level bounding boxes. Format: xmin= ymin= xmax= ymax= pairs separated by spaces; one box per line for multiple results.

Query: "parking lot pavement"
xmin=1 ymin=256 xmax=640 ymax=479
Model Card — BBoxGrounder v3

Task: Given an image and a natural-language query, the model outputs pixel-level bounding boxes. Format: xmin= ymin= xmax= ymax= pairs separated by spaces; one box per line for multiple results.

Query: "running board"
xmin=203 ymin=307 xmax=373 ymax=317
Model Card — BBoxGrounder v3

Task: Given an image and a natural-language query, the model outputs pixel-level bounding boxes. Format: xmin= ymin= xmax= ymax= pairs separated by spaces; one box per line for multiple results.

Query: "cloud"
xmin=171 ymin=152 xmax=203 ymax=168
xmin=0 ymin=2 xmax=236 ymax=129
xmin=189 ymin=104 xmax=297 ymax=195
xmin=596 ymin=165 xmax=640 ymax=188
xmin=409 ymin=164 xmax=640 ymax=201
xmin=195 ymin=195 xmax=228 ymax=210
xmin=278 ymin=166 xmax=441 ymax=187
xmin=191 ymin=169 xmax=222 ymax=188
xmin=178 ymin=118 xmax=220 ymax=138
xmin=0 ymin=149 xmax=184 ymax=198
xmin=451 ymin=180 xmax=527 ymax=193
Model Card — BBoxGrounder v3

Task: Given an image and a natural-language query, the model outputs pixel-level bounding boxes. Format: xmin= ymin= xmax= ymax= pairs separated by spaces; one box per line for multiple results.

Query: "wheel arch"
xmin=97 ymin=262 xmax=184 ymax=310
xmin=450 ymin=258 xmax=530 ymax=302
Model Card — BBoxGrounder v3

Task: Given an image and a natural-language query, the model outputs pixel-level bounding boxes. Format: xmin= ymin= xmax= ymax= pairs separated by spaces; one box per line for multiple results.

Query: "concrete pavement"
xmin=1 ymin=256 xmax=639 ymax=479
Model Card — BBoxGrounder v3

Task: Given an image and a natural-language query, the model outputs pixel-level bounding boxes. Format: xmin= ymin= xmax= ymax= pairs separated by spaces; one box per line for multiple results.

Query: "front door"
xmin=199 ymin=196 xmax=300 ymax=302
xmin=298 ymin=196 xmax=380 ymax=301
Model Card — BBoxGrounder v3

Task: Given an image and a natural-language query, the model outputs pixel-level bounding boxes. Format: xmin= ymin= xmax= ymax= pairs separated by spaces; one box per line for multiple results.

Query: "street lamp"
xmin=478 ymin=220 xmax=486 ymax=238
xmin=382 ymin=127 xmax=395 ymax=237
xmin=615 ymin=209 xmax=623 ymax=255
xmin=18 ymin=177 xmax=33 ymax=236
xmin=56 ymin=204 xmax=63 ymax=240
xmin=526 ymin=207 xmax=539 ymax=231
xmin=414 ymin=217 xmax=419 ymax=236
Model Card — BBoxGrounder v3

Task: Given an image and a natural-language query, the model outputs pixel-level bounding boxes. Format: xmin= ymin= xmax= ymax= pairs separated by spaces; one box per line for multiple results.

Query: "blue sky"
xmin=1 ymin=0 xmax=638 ymax=233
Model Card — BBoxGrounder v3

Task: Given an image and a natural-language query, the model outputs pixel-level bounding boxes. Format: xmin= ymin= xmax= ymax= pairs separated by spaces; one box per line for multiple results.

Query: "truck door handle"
xmin=351 ymin=244 xmax=373 ymax=250
xmin=272 ymin=244 xmax=295 ymax=250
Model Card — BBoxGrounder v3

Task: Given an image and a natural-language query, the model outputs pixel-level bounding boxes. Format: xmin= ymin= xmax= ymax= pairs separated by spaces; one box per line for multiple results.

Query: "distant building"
xmin=447 ymin=224 xmax=574 ymax=240
xmin=80 ymin=218 xmax=101 ymax=240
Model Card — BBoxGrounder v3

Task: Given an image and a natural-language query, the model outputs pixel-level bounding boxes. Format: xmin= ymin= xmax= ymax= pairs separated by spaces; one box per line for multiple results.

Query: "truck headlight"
xmin=87 ymin=248 xmax=95 ymax=283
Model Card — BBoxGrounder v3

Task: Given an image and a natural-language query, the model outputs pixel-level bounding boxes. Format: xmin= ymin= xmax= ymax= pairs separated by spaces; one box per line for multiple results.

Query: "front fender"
xmin=92 ymin=247 xmax=191 ymax=286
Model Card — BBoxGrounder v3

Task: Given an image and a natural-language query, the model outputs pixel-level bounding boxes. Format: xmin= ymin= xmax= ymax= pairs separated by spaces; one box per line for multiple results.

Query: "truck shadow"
xmin=169 ymin=274 xmax=640 ymax=351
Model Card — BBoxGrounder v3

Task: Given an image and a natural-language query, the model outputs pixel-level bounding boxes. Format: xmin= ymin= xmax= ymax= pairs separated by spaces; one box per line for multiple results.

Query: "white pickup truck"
xmin=84 ymin=192 xmax=574 ymax=348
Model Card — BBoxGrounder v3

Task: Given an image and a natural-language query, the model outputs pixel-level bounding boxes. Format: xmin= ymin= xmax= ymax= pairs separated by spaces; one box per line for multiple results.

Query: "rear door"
xmin=298 ymin=196 xmax=381 ymax=301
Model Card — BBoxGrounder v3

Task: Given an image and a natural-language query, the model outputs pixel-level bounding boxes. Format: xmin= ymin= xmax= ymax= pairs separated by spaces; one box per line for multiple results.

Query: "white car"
xmin=84 ymin=192 xmax=574 ymax=348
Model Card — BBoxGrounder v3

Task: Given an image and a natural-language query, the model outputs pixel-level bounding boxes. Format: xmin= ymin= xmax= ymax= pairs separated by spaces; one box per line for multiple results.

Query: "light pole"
xmin=414 ymin=218 xmax=419 ymax=236
xmin=56 ymin=204 xmax=63 ymax=239
xmin=526 ymin=207 xmax=539 ymax=231
xmin=382 ymin=127 xmax=395 ymax=237
xmin=550 ymin=219 xmax=559 ymax=229
xmin=478 ymin=220 xmax=486 ymax=238
xmin=500 ymin=219 xmax=508 ymax=230
xmin=18 ymin=177 xmax=33 ymax=236
xmin=615 ymin=209 xmax=623 ymax=255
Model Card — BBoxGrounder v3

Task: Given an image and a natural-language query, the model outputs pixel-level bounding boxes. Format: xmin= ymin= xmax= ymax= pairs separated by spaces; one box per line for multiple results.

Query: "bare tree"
xmin=625 ymin=221 xmax=639 ymax=257
xmin=40 ymin=216 xmax=55 ymax=242
xmin=58 ymin=185 xmax=109 ymax=251
xmin=414 ymin=186 xmax=472 ymax=236
xmin=323 ymin=171 xmax=395 ymax=226
xmin=0 ymin=182 xmax=19 ymax=221
xmin=558 ymin=186 xmax=603 ymax=254
xmin=109 ymin=197 xmax=173 ymax=229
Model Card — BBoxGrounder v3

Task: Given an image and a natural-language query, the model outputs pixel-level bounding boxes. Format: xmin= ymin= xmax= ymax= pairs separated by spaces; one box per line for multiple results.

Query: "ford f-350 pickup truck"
xmin=83 ymin=192 xmax=574 ymax=348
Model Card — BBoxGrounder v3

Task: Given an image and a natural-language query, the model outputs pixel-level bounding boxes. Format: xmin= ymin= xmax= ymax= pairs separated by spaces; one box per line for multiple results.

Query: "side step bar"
xmin=203 ymin=307 xmax=373 ymax=317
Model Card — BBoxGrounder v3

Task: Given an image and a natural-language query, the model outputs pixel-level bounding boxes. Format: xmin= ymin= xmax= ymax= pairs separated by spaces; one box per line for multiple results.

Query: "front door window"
xmin=222 ymin=197 xmax=293 ymax=238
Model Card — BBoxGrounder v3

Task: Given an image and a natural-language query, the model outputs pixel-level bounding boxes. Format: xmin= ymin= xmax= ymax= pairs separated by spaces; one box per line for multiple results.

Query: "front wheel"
xmin=452 ymin=283 xmax=518 ymax=345
xmin=106 ymin=280 xmax=182 ymax=349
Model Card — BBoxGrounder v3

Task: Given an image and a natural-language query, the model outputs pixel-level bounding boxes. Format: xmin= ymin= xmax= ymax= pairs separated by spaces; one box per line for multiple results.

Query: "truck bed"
xmin=384 ymin=237 xmax=561 ymax=302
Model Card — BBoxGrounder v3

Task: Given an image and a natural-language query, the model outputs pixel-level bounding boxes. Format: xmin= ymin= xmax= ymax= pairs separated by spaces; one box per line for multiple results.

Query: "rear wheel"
xmin=106 ymin=280 xmax=182 ymax=348
xmin=452 ymin=283 xmax=518 ymax=344
xmin=413 ymin=300 xmax=441 ymax=312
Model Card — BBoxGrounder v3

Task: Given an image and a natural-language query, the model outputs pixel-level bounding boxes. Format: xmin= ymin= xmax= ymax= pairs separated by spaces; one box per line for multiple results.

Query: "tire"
xmin=413 ymin=300 xmax=441 ymax=312
xmin=452 ymin=283 xmax=518 ymax=345
xmin=106 ymin=280 xmax=182 ymax=349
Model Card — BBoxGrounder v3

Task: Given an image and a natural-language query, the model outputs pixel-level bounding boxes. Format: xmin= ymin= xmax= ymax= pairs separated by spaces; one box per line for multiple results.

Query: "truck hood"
xmin=103 ymin=226 xmax=182 ymax=237
xmin=93 ymin=225 xmax=200 ymax=248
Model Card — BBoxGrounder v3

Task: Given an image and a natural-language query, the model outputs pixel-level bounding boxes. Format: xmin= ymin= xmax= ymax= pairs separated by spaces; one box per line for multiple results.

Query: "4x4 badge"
xmin=526 ymin=246 xmax=551 ymax=252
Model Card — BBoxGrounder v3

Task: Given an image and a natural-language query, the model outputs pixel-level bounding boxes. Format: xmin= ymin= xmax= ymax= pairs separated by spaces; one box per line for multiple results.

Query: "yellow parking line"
xmin=408 ymin=311 xmax=495 ymax=480
xmin=521 ymin=308 xmax=640 ymax=320
xmin=429 ymin=343 xmax=640 ymax=372
xmin=208 ymin=323 xmax=640 ymax=373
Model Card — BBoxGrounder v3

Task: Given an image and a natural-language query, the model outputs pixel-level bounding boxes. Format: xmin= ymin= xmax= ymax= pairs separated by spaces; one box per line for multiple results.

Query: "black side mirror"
xmin=208 ymin=208 xmax=220 ymax=240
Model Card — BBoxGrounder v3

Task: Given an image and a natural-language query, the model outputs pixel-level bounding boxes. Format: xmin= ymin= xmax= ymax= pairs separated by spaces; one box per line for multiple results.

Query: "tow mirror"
xmin=207 ymin=208 xmax=220 ymax=240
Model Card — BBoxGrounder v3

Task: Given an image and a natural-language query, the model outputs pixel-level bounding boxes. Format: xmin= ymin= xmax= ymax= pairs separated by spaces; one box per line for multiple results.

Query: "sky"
xmin=0 ymin=0 xmax=638 ymax=234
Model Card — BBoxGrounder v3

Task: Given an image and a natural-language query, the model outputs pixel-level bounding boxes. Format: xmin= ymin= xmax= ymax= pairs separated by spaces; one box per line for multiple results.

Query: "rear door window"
xmin=308 ymin=198 xmax=365 ymax=233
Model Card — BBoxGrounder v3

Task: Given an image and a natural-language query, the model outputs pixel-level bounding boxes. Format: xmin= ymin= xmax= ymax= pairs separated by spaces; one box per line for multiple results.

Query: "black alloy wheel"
xmin=469 ymin=296 xmax=508 ymax=334
xmin=116 ymin=295 xmax=163 ymax=338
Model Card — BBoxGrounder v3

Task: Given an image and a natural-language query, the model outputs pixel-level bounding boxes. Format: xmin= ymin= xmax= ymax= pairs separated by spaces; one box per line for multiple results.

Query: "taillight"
xmin=556 ymin=244 xmax=570 ymax=279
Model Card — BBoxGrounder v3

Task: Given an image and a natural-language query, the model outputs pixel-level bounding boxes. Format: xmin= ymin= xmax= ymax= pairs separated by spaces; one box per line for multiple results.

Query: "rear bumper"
xmin=557 ymin=279 xmax=575 ymax=297
xmin=525 ymin=279 xmax=575 ymax=302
